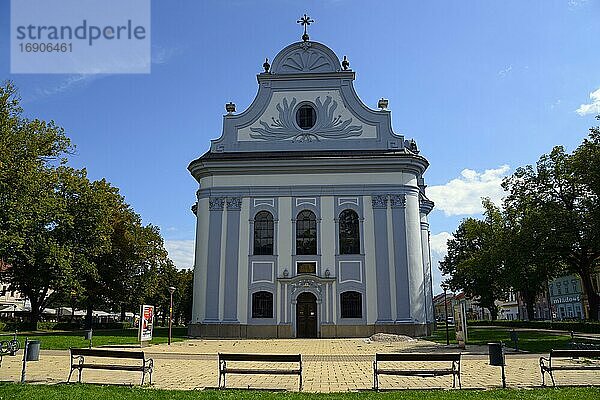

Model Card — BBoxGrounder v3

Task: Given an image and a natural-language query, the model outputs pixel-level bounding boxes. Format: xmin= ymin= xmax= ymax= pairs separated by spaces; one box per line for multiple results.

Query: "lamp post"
xmin=168 ymin=286 xmax=176 ymax=345
xmin=441 ymin=282 xmax=450 ymax=346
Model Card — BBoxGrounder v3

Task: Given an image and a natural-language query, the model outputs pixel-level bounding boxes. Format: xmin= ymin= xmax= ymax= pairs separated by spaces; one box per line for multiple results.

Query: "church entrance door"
xmin=296 ymin=292 xmax=318 ymax=338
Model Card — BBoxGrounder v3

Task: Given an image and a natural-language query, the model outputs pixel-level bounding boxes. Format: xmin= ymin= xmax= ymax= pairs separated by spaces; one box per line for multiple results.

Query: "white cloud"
xmin=498 ymin=65 xmax=512 ymax=77
xmin=427 ymin=165 xmax=510 ymax=216
xmin=576 ymin=88 xmax=600 ymax=116
xmin=430 ymin=232 xmax=453 ymax=294
xmin=164 ymin=239 xmax=195 ymax=270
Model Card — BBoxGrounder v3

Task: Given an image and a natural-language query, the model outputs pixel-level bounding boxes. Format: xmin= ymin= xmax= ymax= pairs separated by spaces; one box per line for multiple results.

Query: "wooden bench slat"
xmin=71 ymin=349 xmax=146 ymax=359
xmin=550 ymin=350 xmax=600 ymax=359
xmin=79 ymin=364 xmax=145 ymax=371
xmin=223 ymin=368 xmax=302 ymax=375
xmin=375 ymin=353 xmax=461 ymax=362
xmin=548 ymin=365 xmax=600 ymax=370
xmin=376 ymin=369 xmax=455 ymax=376
xmin=219 ymin=353 xmax=301 ymax=362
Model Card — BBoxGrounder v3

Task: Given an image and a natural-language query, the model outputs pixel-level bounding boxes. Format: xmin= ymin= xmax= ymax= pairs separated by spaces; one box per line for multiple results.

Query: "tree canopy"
xmin=0 ymin=82 xmax=191 ymax=327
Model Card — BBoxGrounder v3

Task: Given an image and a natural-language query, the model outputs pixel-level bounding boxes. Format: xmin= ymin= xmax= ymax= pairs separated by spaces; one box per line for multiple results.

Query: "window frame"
xmin=338 ymin=209 xmax=360 ymax=255
xmin=253 ymin=210 xmax=274 ymax=256
xmin=340 ymin=291 xmax=362 ymax=319
xmin=251 ymin=291 xmax=274 ymax=319
xmin=296 ymin=210 xmax=317 ymax=255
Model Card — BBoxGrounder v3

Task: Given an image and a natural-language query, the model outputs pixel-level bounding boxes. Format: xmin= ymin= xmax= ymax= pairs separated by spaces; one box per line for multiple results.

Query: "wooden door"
xmin=296 ymin=292 xmax=317 ymax=338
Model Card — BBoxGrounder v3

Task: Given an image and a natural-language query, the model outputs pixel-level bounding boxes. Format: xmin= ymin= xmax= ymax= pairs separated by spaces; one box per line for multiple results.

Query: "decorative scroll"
xmin=290 ymin=278 xmax=323 ymax=295
xmin=249 ymin=96 xmax=362 ymax=142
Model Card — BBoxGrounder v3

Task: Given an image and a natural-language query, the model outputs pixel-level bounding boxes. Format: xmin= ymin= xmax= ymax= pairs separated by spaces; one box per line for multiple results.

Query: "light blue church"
xmin=188 ymin=20 xmax=435 ymax=338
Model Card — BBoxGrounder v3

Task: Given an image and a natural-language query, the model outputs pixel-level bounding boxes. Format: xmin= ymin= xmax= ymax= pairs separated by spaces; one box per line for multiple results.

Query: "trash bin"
xmin=84 ymin=330 xmax=93 ymax=340
xmin=488 ymin=342 xmax=504 ymax=366
xmin=25 ymin=340 xmax=40 ymax=361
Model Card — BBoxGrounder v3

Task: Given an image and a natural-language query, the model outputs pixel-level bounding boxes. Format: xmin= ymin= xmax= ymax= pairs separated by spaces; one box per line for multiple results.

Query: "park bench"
xmin=373 ymin=353 xmax=462 ymax=390
xmin=539 ymin=349 xmax=600 ymax=386
xmin=67 ymin=348 xmax=153 ymax=385
xmin=218 ymin=353 xmax=302 ymax=390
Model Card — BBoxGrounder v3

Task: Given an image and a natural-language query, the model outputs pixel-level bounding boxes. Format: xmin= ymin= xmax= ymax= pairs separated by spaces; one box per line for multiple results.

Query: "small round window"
xmin=296 ymin=104 xmax=316 ymax=130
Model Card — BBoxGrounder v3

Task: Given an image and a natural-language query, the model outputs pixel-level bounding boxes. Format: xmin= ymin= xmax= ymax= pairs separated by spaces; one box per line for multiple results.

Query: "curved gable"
xmin=271 ymin=42 xmax=340 ymax=74
xmin=208 ymin=41 xmax=412 ymax=154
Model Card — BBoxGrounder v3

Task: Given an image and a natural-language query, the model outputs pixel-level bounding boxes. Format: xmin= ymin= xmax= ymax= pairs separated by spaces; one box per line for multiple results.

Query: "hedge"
xmin=0 ymin=320 xmax=132 ymax=332
xmin=468 ymin=319 xmax=600 ymax=334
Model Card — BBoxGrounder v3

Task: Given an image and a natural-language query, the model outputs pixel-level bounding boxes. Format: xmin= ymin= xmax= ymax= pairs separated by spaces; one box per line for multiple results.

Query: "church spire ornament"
xmin=297 ymin=14 xmax=314 ymax=42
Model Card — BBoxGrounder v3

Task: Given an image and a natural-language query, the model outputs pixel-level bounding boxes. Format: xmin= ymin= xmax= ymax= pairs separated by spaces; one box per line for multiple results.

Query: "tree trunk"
xmin=120 ymin=304 xmax=126 ymax=322
xmin=579 ymin=269 xmax=600 ymax=321
xmin=84 ymin=304 xmax=93 ymax=330
xmin=489 ymin=306 xmax=498 ymax=321
xmin=28 ymin=297 xmax=41 ymax=328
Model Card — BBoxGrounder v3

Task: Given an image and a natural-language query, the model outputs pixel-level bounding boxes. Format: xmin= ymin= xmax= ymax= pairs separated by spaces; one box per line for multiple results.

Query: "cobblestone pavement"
xmin=0 ymin=338 xmax=598 ymax=392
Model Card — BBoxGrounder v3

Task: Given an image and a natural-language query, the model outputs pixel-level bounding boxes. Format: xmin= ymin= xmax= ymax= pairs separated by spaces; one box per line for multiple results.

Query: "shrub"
xmin=467 ymin=319 xmax=600 ymax=333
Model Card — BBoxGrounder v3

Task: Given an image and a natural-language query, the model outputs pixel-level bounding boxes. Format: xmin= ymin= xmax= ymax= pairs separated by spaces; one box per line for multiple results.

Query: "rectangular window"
xmin=340 ymin=291 xmax=362 ymax=318
xmin=563 ymin=281 xmax=569 ymax=294
xmin=251 ymin=291 xmax=273 ymax=318
xmin=557 ymin=283 xmax=562 ymax=295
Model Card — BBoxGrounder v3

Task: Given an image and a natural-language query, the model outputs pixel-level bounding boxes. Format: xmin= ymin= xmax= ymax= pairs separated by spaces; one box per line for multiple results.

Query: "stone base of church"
xmin=187 ymin=322 xmax=432 ymax=339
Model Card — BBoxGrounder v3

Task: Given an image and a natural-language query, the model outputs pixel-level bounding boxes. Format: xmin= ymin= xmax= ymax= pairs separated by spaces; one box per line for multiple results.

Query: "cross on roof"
xmin=297 ymin=14 xmax=314 ymax=42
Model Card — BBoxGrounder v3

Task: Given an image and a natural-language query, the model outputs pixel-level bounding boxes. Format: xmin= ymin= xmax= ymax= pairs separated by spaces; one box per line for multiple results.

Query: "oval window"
xmin=296 ymin=105 xmax=316 ymax=130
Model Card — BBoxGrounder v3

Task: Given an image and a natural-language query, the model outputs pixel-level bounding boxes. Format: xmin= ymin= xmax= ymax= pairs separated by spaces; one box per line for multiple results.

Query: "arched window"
xmin=296 ymin=210 xmax=317 ymax=255
xmin=253 ymin=211 xmax=274 ymax=255
xmin=252 ymin=291 xmax=273 ymax=318
xmin=339 ymin=209 xmax=360 ymax=255
xmin=340 ymin=291 xmax=362 ymax=318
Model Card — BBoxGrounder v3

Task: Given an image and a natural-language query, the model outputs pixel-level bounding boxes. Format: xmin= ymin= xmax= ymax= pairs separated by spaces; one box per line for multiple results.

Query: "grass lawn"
xmin=0 ymin=384 xmax=599 ymax=400
xmin=425 ymin=327 xmax=583 ymax=353
xmin=4 ymin=327 xmax=188 ymax=350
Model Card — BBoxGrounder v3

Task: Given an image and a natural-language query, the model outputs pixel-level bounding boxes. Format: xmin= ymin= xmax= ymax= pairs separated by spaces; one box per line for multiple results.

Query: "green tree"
xmin=503 ymin=122 xmax=600 ymax=320
xmin=501 ymin=197 xmax=559 ymax=320
xmin=440 ymin=199 xmax=506 ymax=320
xmin=0 ymin=82 xmax=75 ymax=324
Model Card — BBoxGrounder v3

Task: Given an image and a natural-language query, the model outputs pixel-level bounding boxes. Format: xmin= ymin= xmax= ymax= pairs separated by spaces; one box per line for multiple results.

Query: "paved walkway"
xmin=0 ymin=338 xmax=598 ymax=392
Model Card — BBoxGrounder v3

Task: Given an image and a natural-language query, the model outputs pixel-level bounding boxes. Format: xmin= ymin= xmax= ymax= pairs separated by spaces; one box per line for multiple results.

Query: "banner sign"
xmin=138 ymin=304 xmax=154 ymax=342
xmin=454 ymin=302 xmax=468 ymax=349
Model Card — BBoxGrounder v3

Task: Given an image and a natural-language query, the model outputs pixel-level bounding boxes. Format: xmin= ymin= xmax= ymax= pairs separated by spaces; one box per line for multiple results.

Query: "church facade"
xmin=188 ymin=30 xmax=435 ymax=338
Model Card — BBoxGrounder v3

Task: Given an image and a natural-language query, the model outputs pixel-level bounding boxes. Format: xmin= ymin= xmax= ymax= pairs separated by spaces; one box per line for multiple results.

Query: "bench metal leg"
xmin=78 ymin=368 xmax=82 ymax=383
xmin=141 ymin=370 xmax=145 ymax=386
xmin=550 ymin=371 xmax=556 ymax=387
xmin=299 ymin=373 xmax=302 ymax=391
xmin=540 ymin=369 xmax=546 ymax=386
xmin=373 ymin=361 xmax=378 ymax=391
xmin=67 ymin=367 xmax=74 ymax=383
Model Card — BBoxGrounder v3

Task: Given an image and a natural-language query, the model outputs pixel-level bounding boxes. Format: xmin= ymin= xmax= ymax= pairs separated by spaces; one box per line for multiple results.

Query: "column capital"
xmin=371 ymin=194 xmax=388 ymax=209
xmin=226 ymin=196 xmax=242 ymax=211
xmin=390 ymin=194 xmax=406 ymax=209
xmin=209 ymin=197 xmax=225 ymax=211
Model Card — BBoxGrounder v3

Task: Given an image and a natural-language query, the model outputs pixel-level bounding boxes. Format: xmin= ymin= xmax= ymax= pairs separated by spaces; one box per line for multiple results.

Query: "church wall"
xmin=191 ymin=197 xmax=209 ymax=323
xmin=405 ymin=192 xmax=426 ymax=323
xmin=391 ymin=195 xmax=411 ymax=321
xmin=420 ymin=212 xmax=434 ymax=324
xmin=363 ymin=196 xmax=378 ymax=325
xmin=199 ymin=171 xmax=416 ymax=190
xmin=237 ymin=198 xmax=250 ymax=324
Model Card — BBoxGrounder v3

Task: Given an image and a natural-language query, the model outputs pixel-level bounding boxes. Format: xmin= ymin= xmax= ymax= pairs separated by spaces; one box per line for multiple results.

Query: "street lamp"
xmin=441 ymin=282 xmax=450 ymax=346
xmin=168 ymin=286 xmax=176 ymax=345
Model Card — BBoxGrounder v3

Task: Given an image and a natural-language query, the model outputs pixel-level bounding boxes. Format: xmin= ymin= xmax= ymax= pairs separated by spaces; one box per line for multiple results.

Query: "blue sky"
xmin=1 ymin=1 xmax=599 ymax=294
